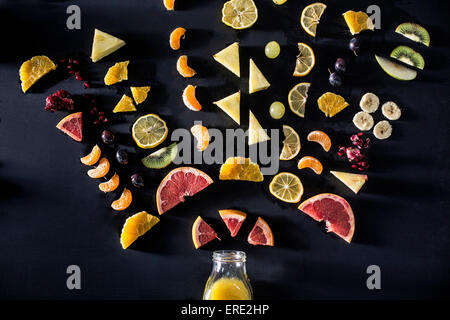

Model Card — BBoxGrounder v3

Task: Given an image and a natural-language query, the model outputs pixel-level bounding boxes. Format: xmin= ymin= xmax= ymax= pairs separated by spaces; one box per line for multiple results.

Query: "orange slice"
xmin=19 ymin=55 xmax=57 ymax=93
xmin=342 ymin=11 xmax=374 ymax=35
xmin=104 ymin=61 xmax=129 ymax=85
xmin=80 ymin=145 xmax=101 ymax=166
xmin=182 ymin=85 xmax=202 ymax=111
xmin=192 ymin=216 xmax=219 ymax=249
xmin=177 ymin=55 xmax=196 ymax=78
xmin=191 ymin=124 xmax=210 ymax=151
xmin=120 ymin=211 xmax=160 ymax=249
xmin=87 ymin=157 xmax=110 ymax=178
xmin=219 ymin=157 xmax=263 ymax=182
xmin=99 ymin=173 xmax=120 ymax=193
xmin=163 ymin=0 xmax=175 ymax=10
xmin=111 ymin=188 xmax=132 ymax=211
xmin=298 ymin=156 xmax=323 ymax=175
xmin=307 ymin=130 xmax=331 ymax=152
xmin=170 ymin=27 xmax=186 ymax=50
xmin=317 ymin=92 xmax=349 ymax=117
xmin=130 ymin=86 xmax=150 ymax=104
xmin=113 ymin=94 xmax=136 ymax=113
xmin=247 ymin=217 xmax=274 ymax=246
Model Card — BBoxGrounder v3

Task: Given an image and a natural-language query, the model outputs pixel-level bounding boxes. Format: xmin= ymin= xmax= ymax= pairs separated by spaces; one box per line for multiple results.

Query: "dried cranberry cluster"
xmin=59 ymin=58 xmax=91 ymax=88
xmin=338 ymin=133 xmax=370 ymax=171
xmin=45 ymin=90 xmax=75 ymax=112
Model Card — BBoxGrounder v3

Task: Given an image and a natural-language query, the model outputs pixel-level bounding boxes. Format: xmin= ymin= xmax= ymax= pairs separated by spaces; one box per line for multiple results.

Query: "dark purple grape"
xmin=335 ymin=58 xmax=346 ymax=73
xmin=101 ymin=130 xmax=114 ymax=144
xmin=131 ymin=174 xmax=144 ymax=188
xmin=116 ymin=149 xmax=129 ymax=165
xmin=349 ymin=37 xmax=360 ymax=54
xmin=329 ymin=72 xmax=342 ymax=87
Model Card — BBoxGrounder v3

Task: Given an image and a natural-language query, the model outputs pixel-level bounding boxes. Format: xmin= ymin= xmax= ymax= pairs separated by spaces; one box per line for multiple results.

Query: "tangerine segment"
xmin=19 ymin=56 xmax=57 ymax=93
xmin=307 ymin=130 xmax=331 ymax=152
xmin=177 ymin=55 xmax=196 ymax=78
xmin=219 ymin=157 xmax=264 ymax=182
xmin=120 ymin=211 xmax=160 ymax=249
xmin=297 ymin=156 xmax=323 ymax=175
xmin=248 ymin=217 xmax=274 ymax=246
xmin=87 ymin=157 xmax=110 ymax=179
xmin=104 ymin=61 xmax=129 ymax=85
xmin=111 ymin=188 xmax=132 ymax=211
xmin=191 ymin=124 xmax=210 ymax=151
xmin=182 ymin=85 xmax=202 ymax=111
xmin=130 ymin=86 xmax=151 ymax=104
xmin=170 ymin=27 xmax=186 ymax=50
xmin=99 ymin=173 xmax=120 ymax=193
xmin=163 ymin=0 xmax=175 ymax=10
xmin=80 ymin=145 xmax=101 ymax=166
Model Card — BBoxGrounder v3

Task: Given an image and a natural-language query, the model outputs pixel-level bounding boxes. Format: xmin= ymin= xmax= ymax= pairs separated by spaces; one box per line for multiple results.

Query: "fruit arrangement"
xmin=18 ymin=1 xmax=427 ymax=251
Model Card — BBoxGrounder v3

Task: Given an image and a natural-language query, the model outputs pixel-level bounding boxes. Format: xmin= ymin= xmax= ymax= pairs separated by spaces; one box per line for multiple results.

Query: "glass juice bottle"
xmin=203 ymin=250 xmax=253 ymax=300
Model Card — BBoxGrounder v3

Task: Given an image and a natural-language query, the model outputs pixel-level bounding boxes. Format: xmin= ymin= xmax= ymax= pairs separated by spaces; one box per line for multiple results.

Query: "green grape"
xmin=273 ymin=0 xmax=288 ymax=5
xmin=265 ymin=41 xmax=281 ymax=59
xmin=270 ymin=101 xmax=285 ymax=119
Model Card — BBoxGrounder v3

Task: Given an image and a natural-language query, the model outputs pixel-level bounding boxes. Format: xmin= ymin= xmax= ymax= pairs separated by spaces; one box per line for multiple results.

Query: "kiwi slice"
xmin=390 ymin=46 xmax=425 ymax=70
xmin=142 ymin=143 xmax=177 ymax=169
xmin=395 ymin=22 xmax=430 ymax=47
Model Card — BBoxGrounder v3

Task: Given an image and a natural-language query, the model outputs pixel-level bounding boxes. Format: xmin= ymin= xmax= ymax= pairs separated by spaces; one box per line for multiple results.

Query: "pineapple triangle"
xmin=249 ymin=59 xmax=270 ymax=94
xmin=249 ymin=110 xmax=270 ymax=145
xmin=213 ymin=91 xmax=240 ymax=124
xmin=91 ymin=29 xmax=126 ymax=63
xmin=213 ymin=42 xmax=240 ymax=77
xmin=330 ymin=171 xmax=368 ymax=194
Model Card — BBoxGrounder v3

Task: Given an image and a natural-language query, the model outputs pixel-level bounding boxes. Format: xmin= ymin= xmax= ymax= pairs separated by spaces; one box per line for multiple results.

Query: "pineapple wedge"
xmin=249 ymin=59 xmax=270 ymax=94
xmin=91 ymin=29 xmax=126 ymax=63
xmin=330 ymin=171 xmax=368 ymax=194
xmin=213 ymin=91 xmax=241 ymax=125
xmin=213 ymin=42 xmax=240 ymax=77
xmin=249 ymin=110 xmax=270 ymax=145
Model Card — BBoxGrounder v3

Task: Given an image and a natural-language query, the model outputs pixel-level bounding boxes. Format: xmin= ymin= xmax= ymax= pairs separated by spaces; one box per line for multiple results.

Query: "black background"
xmin=0 ymin=0 xmax=449 ymax=300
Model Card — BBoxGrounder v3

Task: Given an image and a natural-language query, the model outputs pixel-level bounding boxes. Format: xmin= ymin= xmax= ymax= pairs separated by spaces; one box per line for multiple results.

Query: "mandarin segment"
xmin=169 ymin=27 xmax=186 ymax=50
xmin=163 ymin=0 xmax=175 ymax=10
xmin=307 ymin=130 xmax=331 ymax=152
xmin=99 ymin=173 xmax=120 ymax=193
xmin=87 ymin=157 xmax=110 ymax=179
xmin=19 ymin=56 xmax=57 ymax=93
xmin=191 ymin=124 xmax=210 ymax=151
xmin=298 ymin=156 xmax=323 ymax=175
xmin=111 ymin=188 xmax=132 ymax=211
xmin=182 ymin=85 xmax=202 ymax=111
xmin=177 ymin=55 xmax=196 ymax=78
xmin=80 ymin=145 xmax=101 ymax=166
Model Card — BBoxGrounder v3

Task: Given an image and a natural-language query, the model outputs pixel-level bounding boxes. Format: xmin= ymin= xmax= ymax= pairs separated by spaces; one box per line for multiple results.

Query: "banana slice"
xmin=373 ymin=120 xmax=392 ymax=140
xmin=381 ymin=101 xmax=401 ymax=120
xmin=353 ymin=111 xmax=374 ymax=131
xmin=359 ymin=92 xmax=379 ymax=113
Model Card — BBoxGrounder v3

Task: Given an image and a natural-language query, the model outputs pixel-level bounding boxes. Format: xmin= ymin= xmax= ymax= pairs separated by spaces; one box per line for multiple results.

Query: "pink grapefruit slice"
xmin=247 ymin=217 xmax=274 ymax=246
xmin=218 ymin=209 xmax=247 ymax=237
xmin=298 ymin=193 xmax=355 ymax=243
xmin=192 ymin=216 xmax=219 ymax=249
xmin=56 ymin=112 xmax=83 ymax=142
xmin=156 ymin=167 xmax=213 ymax=215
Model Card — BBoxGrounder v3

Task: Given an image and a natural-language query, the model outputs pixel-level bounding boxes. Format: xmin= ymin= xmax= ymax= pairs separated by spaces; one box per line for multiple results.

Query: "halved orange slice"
xmin=219 ymin=157 xmax=264 ymax=182
xmin=298 ymin=156 xmax=323 ymax=174
xmin=170 ymin=27 xmax=186 ymax=50
xmin=19 ymin=55 xmax=57 ymax=93
xmin=182 ymin=85 xmax=202 ymax=111
xmin=191 ymin=124 xmax=210 ymax=151
xmin=120 ymin=211 xmax=160 ymax=249
xmin=99 ymin=173 xmax=120 ymax=193
xmin=80 ymin=145 xmax=101 ymax=166
xmin=87 ymin=157 xmax=110 ymax=178
xmin=248 ymin=217 xmax=274 ymax=246
xmin=317 ymin=92 xmax=349 ymax=117
xmin=177 ymin=55 xmax=196 ymax=78
xmin=111 ymin=188 xmax=132 ymax=211
xmin=130 ymin=86 xmax=150 ymax=104
xmin=307 ymin=130 xmax=331 ymax=152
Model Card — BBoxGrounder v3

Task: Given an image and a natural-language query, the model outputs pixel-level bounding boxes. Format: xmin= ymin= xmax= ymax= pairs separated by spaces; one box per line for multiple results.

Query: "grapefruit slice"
xmin=298 ymin=193 xmax=355 ymax=243
xmin=56 ymin=112 xmax=83 ymax=142
xmin=330 ymin=171 xmax=368 ymax=194
xmin=156 ymin=167 xmax=213 ymax=214
xmin=218 ymin=209 xmax=247 ymax=237
xmin=248 ymin=217 xmax=274 ymax=246
xmin=192 ymin=216 xmax=219 ymax=249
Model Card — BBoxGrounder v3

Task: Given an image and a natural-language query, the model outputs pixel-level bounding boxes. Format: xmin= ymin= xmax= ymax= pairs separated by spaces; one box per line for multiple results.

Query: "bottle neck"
xmin=211 ymin=250 xmax=247 ymax=278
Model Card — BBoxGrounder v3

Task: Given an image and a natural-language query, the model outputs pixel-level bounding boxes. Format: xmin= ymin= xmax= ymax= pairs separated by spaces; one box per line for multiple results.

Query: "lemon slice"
xmin=301 ymin=3 xmax=327 ymax=37
xmin=293 ymin=43 xmax=315 ymax=77
xmin=222 ymin=0 xmax=258 ymax=30
xmin=288 ymin=82 xmax=311 ymax=118
xmin=280 ymin=125 xmax=301 ymax=161
xmin=269 ymin=172 xmax=304 ymax=203
xmin=132 ymin=114 xmax=168 ymax=149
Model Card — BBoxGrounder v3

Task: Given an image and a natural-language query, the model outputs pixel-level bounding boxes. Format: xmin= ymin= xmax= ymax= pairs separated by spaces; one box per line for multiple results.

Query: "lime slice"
xmin=132 ymin=114 xmax=168 ymax=149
